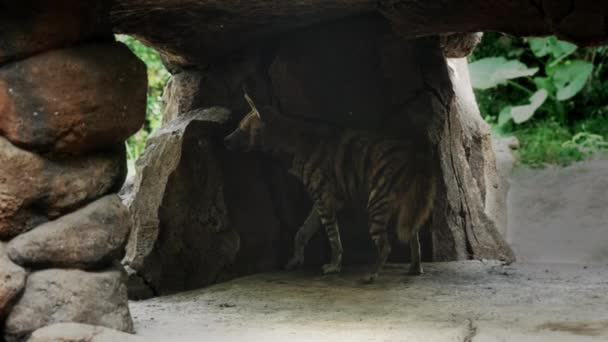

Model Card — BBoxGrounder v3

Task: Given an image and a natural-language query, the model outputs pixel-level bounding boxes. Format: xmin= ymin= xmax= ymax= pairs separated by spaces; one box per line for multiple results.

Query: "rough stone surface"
xmin=160 ymin=70 xmax=205 ymax=124
xmin=122 ymin=108 xmax=243 ymax=298
xmin=131 ymin=261 xmax=608 ymax=342
xmin=0 ymin=1 xmax=111 ymax=64
xmin=4 ymin=268 xmax=133 ymax=342
xmin=492 ymin=136 xmax=519 ymax=236
xmin=449 ymin=57 xmax=506 ymax=237
xmin=0 ymin=137 xmax=126 ymax=240
xmin=0 ymin=242 xmax=27 ymax=318
xmin=440 ymin=32 xmax=483 ymax=58
xmin=7 ymin=195 xmax=131 ymax=269
xmin=430 ymin=57 xmax=514 ymax=261
xmin=28 ymin=323 xmax=143 ymax=342
xmin=0 ymin=42 xmax=146 ymax=154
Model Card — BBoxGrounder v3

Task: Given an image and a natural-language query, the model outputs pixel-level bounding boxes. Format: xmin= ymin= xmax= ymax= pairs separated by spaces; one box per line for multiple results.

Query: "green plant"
xmin=470 ymin=36 xmax=593 ymax=129
xmin=470 ymin=34 xmax=608 ymax=166
xmin=115 ymin=34 xmax=170 ymax=163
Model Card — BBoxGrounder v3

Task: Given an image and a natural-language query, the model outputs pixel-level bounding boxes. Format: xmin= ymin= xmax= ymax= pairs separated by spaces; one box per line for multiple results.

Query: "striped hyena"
xmin=224 ymin=93 xmax=437 ymax=283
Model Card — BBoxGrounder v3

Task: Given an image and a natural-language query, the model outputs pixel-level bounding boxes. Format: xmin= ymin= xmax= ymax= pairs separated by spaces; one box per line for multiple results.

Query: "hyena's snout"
xmin=224 ymin=129 xmax=249 ymax=151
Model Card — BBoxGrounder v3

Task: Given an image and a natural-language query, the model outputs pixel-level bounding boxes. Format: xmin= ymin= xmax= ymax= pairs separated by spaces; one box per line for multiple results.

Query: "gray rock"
xmin=491 ymin=136 xmax=520 ymax=236
xmin=28 ymin=323 xmax=144 ymax=342
xmin=0 ymin=242 xmax=27 ymax=317
xmin=4 ymin=268 xmax=132 ymax=342
xmin=7 ymin=195 xmax=131 ymax=269
xmin=122 ymin=108 xmax=243 ymax=298
xmin=0 ymin=137 xmax=126 ymax=240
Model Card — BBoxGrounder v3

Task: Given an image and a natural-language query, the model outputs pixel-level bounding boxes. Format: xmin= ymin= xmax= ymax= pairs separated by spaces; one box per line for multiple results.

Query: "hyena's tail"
xmin=396 ymin=174 xmax=437 ymax=243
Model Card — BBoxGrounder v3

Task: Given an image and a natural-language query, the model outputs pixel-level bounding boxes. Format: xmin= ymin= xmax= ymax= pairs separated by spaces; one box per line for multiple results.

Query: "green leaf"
xmin=528 ymin=37 xmax=577 ymax=59
xmin=498 ymin=106 xmax=513 ymax=127
xmin=533 ymin=76 xmax=556 ymax=94
xmin=469 ymin=57 xmax=539 ymax=90
xmin=511 ymin=89 xmax=549 ymax=124
xmin=552 ymin=60 xmax=594 ymax=100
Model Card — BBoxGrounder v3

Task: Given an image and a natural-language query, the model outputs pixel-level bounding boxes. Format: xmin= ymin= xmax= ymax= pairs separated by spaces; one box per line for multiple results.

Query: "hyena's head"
xmin=224 ymin=93 xmax=274 ymax=153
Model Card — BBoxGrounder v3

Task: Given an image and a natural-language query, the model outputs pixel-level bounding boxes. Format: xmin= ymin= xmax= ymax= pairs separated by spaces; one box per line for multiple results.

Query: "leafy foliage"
xmin=115 ymin=35 xmax=170 ymax=162
xmin=471 ymin=33 xmax=608 ymax=167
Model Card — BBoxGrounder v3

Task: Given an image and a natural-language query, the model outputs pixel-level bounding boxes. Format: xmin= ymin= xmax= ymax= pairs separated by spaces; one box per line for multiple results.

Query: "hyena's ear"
xmin=243 ymin=92 xmax=261 ymax=118
xmin=243 ymin=91 xmax=280 ymax=123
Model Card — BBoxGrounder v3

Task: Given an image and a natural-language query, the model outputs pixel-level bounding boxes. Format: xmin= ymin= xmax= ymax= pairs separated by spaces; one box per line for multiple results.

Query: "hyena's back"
xmin=291 ymin=130 xmax=437 ymax=243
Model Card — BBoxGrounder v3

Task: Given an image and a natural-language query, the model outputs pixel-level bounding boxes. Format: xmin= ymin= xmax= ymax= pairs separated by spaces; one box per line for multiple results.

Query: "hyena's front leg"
xmin=285 ymin=207 xmax=321 ymax=271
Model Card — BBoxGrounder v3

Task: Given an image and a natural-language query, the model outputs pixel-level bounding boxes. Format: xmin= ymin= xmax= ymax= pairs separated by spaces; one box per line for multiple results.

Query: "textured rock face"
xmin=0 ymin=42 xmax=146 ymax=153
xmin=123 ymin=108 xmax=246 ymax=298
xmin=0 ymin=242 xmax=27 ymax=318
xmin=7 ymin=195 xmax=131 ymax=269
xmin=160 ymin=70 xmax=205 ymax=123
xmin=4 ymin=268 xmax=133 ymax=341
xmin=0 ymin=137 xmax=126 ymax=240
xmin=440 ymin=33 xmax=483 ymax=58
xmin=28 ymin=323 xmax=143 ymax=342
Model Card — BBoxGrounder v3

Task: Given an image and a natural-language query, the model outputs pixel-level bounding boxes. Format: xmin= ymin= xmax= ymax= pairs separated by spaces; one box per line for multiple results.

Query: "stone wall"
xmin=0 ymin=2 xmax=145 ymax=340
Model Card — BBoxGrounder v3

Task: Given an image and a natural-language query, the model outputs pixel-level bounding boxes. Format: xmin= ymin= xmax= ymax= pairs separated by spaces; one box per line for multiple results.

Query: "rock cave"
xmin=1 ymin=1 xmax=607 ymax=341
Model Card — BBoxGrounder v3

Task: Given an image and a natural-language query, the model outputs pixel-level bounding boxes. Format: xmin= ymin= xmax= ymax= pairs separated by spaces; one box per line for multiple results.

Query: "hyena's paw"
xmin=360 ymin=273 xmax=378 ymax=284
xmin=408 ymin=265 xmax=424 ymax=276
xmin=321 ymin=263 xmax=341 ymax=275
xmin=285 ymin=255 xmax=304 ymax=271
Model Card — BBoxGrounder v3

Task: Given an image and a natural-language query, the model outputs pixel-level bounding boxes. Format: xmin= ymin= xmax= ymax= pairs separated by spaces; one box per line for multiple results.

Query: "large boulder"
xmin=123 ymin=108 xmax=238 ymax=298
xmin=0 ymin=42 xmax=146 ymax=154
xmin=28 ymin=323 xmax=143 ymax=342
xmin=7 ymin=195 xmax=131 ymax=269
xmin=122 ymin=106 xmax=289 ymax=298
xmin=4 ymin=268 xmax=132 ymax=342
xmin=0 ymin=242 xmax=27 ymax=318
xmin=0 ymin=137 xmax=126 ymax=240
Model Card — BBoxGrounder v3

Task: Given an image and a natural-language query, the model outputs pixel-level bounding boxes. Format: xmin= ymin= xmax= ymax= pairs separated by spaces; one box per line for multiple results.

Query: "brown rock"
xmin=0 ymin=137 xmax=126 ymax=240
xmin=8 ymin=195 xmax=131 ymax=269
xmin=28 ymin=323 xmax=144 ymax=342
xmin=0 ymin=242 xmax=27 ymax=318
xmin=4 ymin=268 xmax=133 ymax=342
xmin=0 ymin=42 xmax=146 ymax=154
xmin=0 ymin=1 xmax=111 ymax=64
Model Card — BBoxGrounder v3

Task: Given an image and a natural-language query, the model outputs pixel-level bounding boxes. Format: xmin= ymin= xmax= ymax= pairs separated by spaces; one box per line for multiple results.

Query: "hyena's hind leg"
xmin=362 ymin=205 xmax=393 ymax=284
xmin=286 ymin=207 xmax=322 ymax=271
xmin=408 ymin=232 xmax=423 ymax=275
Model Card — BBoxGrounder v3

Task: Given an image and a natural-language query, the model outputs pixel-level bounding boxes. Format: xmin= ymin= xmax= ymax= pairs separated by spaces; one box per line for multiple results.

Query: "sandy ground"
xmin=131 ymin=261 xmax=608 ymax=342
xmin=131 ymin=157 xmax=608 ymax=341
xmin=507 ymin=159 xmax=608 ymax=265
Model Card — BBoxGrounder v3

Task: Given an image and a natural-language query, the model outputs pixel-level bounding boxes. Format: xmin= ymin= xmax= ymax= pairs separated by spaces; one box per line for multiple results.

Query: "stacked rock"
xmin=0 ymin=2 xmax=146 ymax=341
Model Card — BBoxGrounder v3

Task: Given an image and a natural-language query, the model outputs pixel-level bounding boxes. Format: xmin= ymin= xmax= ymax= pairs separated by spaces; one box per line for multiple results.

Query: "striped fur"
xmin=224 ymin=94 xmax=437 ymax=282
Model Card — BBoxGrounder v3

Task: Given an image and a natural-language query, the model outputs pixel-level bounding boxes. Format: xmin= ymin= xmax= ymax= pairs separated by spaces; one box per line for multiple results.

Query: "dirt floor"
xmin=131 ymin=158 xmax=608 ymax=341
xmin=131 ymin=261 xmax=608 ymax=341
